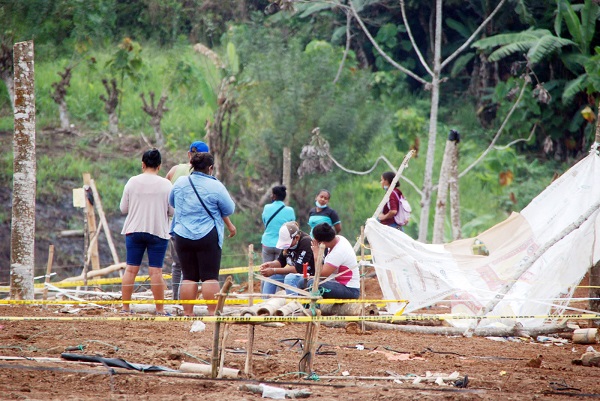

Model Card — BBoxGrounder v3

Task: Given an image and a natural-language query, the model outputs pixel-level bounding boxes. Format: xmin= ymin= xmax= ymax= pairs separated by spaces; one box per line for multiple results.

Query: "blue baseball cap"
xmin=189 ymin=141 xmax=209 ymax=153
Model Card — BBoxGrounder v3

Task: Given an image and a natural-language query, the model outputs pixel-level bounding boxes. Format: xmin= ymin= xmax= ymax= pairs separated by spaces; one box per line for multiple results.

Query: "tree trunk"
xmin=283 ymin=147 xmax=291 ymax=205
xmin=589 ymin=100 xmax=600 ymax=321
xmin=10 ymin=40 xmax=36 ymax=300
xmin=58 ymin=100 xmax=70 ymax=129
xmin=100 ymin=78 xmax=119 ymax=136
xmin=140 ymin=92 xmax=168 ymax=148
xmin=0 ymin=42 xmax=14 ymax=109
xmin=108 ymin=112 xmax=118 ymax=136
xmin=417 ymin=0 xmax=443 ymax=243
xmin=207 ymin=77 xmax=239 ymax=185
xmin=51 ymin=66 xmax=73 ymax=130
xmin=432 ymin=137 xmax=452 ymax=244
xmin=449 ymin=142 xmax=461 ymax=240
xmin=2 ymin=73 xmax=14 ymax=108
xmin=432 ymin=133 xmax=461 ymax=243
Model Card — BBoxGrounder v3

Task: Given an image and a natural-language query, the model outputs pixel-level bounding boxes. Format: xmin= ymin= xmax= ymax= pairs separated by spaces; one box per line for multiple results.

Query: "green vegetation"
xmin=1 ymin=0 xmax=592 ymax=269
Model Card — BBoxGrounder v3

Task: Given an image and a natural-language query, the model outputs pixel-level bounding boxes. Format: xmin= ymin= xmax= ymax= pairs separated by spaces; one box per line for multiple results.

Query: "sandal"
xmin=120 ymin=309 xmax=135 ymax=314
xmin=155 ymin=311 xmax=172 ymax=316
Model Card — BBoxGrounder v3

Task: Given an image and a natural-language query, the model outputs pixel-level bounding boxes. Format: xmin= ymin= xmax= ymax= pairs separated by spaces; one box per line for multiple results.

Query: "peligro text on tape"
xmin=0 ymin=313 xmax=595 ymax=323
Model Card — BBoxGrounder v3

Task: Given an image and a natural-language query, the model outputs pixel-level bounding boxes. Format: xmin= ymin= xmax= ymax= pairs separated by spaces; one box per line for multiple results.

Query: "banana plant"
xmin=473 ymin=0 xmax=600 ymax=104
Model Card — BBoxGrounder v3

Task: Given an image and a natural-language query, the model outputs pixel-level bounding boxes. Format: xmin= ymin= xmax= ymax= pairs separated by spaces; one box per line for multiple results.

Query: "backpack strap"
xmin=188 ymin=176 xmax=216 ymax=224
xmin=265 ymin=205 xmax=286 ymax=229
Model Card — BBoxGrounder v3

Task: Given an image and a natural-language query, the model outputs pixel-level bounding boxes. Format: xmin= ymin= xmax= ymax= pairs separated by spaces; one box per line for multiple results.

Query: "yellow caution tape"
xmin=0 ymin=298 xmax=407 ymax=306
xmin=0 ymin=313 xmax=595 ymax=323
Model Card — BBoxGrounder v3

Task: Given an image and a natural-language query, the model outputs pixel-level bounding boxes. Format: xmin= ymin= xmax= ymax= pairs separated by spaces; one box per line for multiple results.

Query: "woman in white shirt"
xmin=306 ymin=223 xmax=360 ymax=299
xmin=120 ymin=148 xmax=174 ymax=315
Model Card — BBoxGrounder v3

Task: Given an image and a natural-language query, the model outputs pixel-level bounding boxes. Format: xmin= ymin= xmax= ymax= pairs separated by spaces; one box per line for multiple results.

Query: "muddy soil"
xmin=1 ymin=276 xmax=599 ymax=401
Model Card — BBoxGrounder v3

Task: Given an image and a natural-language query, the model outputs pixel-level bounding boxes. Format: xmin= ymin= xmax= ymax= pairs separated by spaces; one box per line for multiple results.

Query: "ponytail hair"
xmin=190 ymin=152 xmax=214 ymax=173
xmin=142 ymin=148 xmax=162 ymax=168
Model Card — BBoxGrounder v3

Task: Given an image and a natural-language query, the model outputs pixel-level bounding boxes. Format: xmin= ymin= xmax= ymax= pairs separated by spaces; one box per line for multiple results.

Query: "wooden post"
xmin=432 ymin=131 xmax=460 ymax=244
xmin=89 ymin=179 xmax=120 ymax=266
xmin=42 ymin=245 xmax=54 ymax=306
xmin=448 ymin=138 xmax=461 ymax=240
xmin=283 ymin=147 xmax=291 ymax=206
xmin=245 ymin=245 xmax=255 ymax=376
xmin=359 ymin=226 xmax=366 ymax=333
xmin=10 ymin=40 xmax=36 ymax=300
xmin=299 ymin=244 xmax=324 ymax=375
xmin=217 ymin=324 xmax=230 ymax=379
xmin=83 ymin=174 xmax=100 ymax=270
xmin=211 ymin=276 xmax=233 ymax=378
xmin=589 ymin=100 xmax=600 ymax=321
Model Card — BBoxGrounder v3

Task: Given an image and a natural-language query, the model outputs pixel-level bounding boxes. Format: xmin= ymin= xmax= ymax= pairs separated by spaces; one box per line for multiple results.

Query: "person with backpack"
xmin=378 ymin=171 xmax=411 ymax=231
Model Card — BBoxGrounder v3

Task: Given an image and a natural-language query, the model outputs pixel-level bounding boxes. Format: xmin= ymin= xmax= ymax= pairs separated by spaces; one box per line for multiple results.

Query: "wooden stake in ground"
xmin=211 ymin=276 xmax=233 ymax=378
xmin=42 ymin=245 xmax=55 ymax=306
xmin=245 ymin=244 xmax=255 ymax=376
xmin=89 ymin=179 xmax=120 ymax=267
xmin=299 ymin=243 xmax=324 ymax=375
xmin=10 ymin=40 xmax=36 ymax=300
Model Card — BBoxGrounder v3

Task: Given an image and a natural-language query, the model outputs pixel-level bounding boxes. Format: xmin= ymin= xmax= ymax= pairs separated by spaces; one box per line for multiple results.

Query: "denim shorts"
xmin=125 ymin=232 xmax=169 ymax=268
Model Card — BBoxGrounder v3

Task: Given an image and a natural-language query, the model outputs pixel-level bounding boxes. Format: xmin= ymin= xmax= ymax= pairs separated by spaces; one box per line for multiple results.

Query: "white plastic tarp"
xmin=365 ymin=152 xmax=600 ymax=328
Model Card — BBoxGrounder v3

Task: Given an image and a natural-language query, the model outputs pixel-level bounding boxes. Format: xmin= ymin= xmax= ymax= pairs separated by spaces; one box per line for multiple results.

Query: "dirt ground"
xmin=1 ymin=275 xmax=600 ymax=400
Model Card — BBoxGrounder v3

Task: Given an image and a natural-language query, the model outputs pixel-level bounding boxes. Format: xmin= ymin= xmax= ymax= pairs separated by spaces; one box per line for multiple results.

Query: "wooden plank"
xmin=89 ymin=179 xmax=120 ymax=266
xmin=83 ymin=173 xmax=100 ymax=271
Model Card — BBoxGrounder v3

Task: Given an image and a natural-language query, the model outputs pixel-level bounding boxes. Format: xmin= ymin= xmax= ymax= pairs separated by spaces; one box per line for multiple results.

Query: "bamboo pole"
xmin=217 ymin=324 xmax=230 ymax=379
xmin=355 ymin=150 xmax=415 ymax=253
xmin=299 ymin=243 xmax=324 ymax=375
xmin=60 ymin=262 xmax=126 ymax=282
xmin=359 ymin=226 xmax=366 ymax=333
xmin=245 ymin=244 xmax=255 ymax=376
xmin=42 ymin=245 xmax=55 ymax=307
xmin=371 ymin=150 xmax=415 ymax=220
xmin=589 ymin=100 xmax=600 ymax=319
xmin=89 ymin=179 xmax=120 ymax=267
xmin=82 ymin=223 xmax=102 ymax=287
xmin=211 ymin=276 xmax=233 ymax=378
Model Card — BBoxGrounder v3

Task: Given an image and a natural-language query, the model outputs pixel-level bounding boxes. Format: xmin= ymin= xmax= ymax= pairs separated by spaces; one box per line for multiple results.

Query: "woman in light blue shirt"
xmin=260 ymin=185 xmax=296 ymax=294
xmin=169 ymin=152 xmax=235 ymax=316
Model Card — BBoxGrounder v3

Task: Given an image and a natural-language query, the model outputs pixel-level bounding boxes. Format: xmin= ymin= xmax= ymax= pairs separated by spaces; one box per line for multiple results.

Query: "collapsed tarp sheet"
xmin=61 ymin=353 xmax=177 ymax=372
xmin=365 ymin=152 xmax=600 ymax=328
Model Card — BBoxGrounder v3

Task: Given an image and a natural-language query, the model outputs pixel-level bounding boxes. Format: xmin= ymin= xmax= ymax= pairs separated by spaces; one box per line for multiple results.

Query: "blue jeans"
xmin=125 ymin=232 xmax=169 ymax=268
xmin=261 ymin=245 xmax=281 ymax=293
xmin=388 ymin=222 xmax=405 ymax=232
xmin=305 ymin=278 xmax=360 ymax=299
xmin=284 ymin=274 xmax=308 ymax=295
xmin=262 ymin=274 xmax=286 ymax=295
